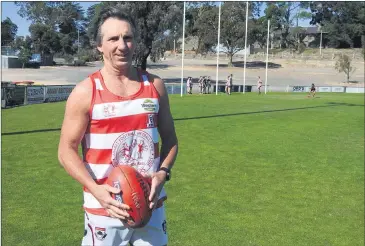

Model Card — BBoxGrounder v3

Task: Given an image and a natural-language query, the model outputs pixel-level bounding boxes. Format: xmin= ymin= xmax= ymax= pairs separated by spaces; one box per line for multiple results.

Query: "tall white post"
xmin=215 ymin=2 xmax=221 ymax=95
xmin=243 ymin=1 xmax=248 ymax=94
xmin=265 ymin=19 xmax=270 ymax=95
xmin=320 ymin=29 xmax=323 ymax=56
xmin=180 ymin=2 xmax=186 ymax=97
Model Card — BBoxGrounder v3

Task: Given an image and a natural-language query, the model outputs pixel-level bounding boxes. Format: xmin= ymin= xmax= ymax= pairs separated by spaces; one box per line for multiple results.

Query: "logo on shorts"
xmin=94 ymin=227 xmax=107 ymax=241
xmin=162 ymin=220 xmax=167 ymax=234
xmin=111 ymin=130 xmax=155 ymax=174
xmin=141 ymin=99 xmax=157 ymax=112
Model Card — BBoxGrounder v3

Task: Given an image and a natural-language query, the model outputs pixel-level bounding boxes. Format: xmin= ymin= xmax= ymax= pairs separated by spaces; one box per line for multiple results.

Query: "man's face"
xmin=97 ymin=18 xmax=136 ymax=68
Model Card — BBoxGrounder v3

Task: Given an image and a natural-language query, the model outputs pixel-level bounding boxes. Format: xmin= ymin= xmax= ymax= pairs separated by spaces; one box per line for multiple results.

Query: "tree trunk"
xmin=228 ymin=53 xmax=233 ymax=67
xmin=196 ymin=37 xmax=201 ymax=55
xmin=141 ymin=47 xmax=152 ymax=71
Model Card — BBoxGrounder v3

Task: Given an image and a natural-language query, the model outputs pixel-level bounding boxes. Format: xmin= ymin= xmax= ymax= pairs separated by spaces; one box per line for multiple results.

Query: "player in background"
xmin=206 ymin=76 xmax=211 ymax=94
xmin=198 ymin=76 xmax=203 ymax=94
xmin=187 ymin=77 xmax=193 ymax=94
xmin=257 ymin=76 xmax=263 ymax=95
xmin=308 ymin=83 xmax=316 ymax=97
xmin=226 ymin=74 xmax=233 ymax=95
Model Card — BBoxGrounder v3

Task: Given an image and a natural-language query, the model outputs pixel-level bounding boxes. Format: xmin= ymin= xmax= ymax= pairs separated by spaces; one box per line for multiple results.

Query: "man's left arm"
xmin=148 ymin=75 xmax=178 ymax=209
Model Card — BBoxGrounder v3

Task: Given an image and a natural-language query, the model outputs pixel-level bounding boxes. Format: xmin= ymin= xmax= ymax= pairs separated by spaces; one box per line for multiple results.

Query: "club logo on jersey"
xmin=141 ymin=99 xmax=157 ymax=112
xmin=112 ymin=181 xmax=123 ymax=204
xmin=94 ymin=227 xmax=107 ymax=241
xmin=146 ymin=114 xmax=156 ymax=128
xmin=111 ymin=130 xmax=155 ymax=174
xmin=103 ymin=103 xmax=116 ymax=117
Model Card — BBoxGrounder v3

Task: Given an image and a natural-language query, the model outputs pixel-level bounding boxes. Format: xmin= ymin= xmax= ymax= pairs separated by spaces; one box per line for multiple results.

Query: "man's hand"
xmin=147 ymin=171 xmax=167 ymax=210
xmin=90 ymin=184 xmax=130 ymax=220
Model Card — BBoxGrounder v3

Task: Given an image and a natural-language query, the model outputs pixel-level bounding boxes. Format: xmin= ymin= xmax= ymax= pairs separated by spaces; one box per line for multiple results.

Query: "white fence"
xmin=2 ymin=84 xmax=188 ymax=108
xmin=255 ymin=85 xmax=364 ymax=94
xmin=1 ymin=83 xmax=363 ymax=108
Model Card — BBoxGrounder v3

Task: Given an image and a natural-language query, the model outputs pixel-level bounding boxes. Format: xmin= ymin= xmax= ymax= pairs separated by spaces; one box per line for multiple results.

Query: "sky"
xmin=1 ymin=1 xmax=313 ymax=37
xmin=1 ymin=1 xmax=99 ymax=36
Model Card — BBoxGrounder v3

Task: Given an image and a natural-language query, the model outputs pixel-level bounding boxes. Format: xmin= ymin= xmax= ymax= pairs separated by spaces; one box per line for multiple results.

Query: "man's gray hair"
xmin=94 ymin=6 xmax=137 ymax=46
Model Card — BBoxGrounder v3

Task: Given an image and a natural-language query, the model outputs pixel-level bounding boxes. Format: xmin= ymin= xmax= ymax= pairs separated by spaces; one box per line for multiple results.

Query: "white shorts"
xmin=81 ymin=206 xmax=167 ymax=246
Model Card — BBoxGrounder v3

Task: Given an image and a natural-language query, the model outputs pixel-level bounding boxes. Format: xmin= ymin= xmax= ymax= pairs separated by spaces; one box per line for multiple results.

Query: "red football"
xmin=106 ymin=165 xmax=152 ymax=228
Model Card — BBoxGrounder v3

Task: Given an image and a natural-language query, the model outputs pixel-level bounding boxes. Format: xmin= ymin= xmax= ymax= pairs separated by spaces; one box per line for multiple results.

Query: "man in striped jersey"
xmin=58 ymin=6 xmax=178 ymax=246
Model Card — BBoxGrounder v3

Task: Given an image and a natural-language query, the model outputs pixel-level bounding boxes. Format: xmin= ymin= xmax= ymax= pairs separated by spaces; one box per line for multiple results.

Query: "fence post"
xmin=24 ymin=86 xmax=28 ymax=105
xmin=43 ymin=86 xmax=47 ymax=102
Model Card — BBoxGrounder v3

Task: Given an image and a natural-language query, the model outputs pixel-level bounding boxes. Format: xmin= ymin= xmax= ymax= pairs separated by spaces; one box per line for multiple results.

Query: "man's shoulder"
xmin=75 ymin=77 xmax=93 ymax=94
xmin=66 ymin=77 xmax=93 ymax=109
xmin=143 ymin=71 xmax=166 ymax=97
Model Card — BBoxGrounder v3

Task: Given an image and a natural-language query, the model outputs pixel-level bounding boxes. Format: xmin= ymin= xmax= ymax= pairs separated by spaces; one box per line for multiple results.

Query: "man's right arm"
xmin=58 ymin=79 xmax=97 ymax=190
xmin=58 ymin=78 xmax=130 ymax=219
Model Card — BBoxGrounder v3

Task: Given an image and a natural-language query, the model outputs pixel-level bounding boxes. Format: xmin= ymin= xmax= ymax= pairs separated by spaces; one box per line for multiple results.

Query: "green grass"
xmin=2 ymin=92 xmax=364 ymax=246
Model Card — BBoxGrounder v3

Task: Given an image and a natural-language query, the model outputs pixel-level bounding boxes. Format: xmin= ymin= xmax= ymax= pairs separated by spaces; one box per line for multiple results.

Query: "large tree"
xmin=28 ymin=23 xmax=61 ymax=55
xmin=16 ymin=2 xmax=86 ymax=55
xmin=309 ymin=2 xmax=365 ymax=48
xmin=264 ymin=2 xmax=310 ymax=49
xmin=1 ymin=17 xmax=18 ymax=46
xmin=219 ymin=2 xmax=260 ymax=66
xmin=185 ymin=2 xmax=218 ymax=54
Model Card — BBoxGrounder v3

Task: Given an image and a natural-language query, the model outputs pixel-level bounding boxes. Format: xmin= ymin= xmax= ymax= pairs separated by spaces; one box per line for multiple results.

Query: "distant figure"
xmin=226 ymin=74 xmax=232 ymax=95
xmin=257 ymin=76 xmax=263 ymax=95
xmin=206 ymin=76 xmax=211 ymax=94
xmin=187 ymin=77 xmax=193 ymax=94
xmin=203 ymin=76 xmax=207 ymax=94
xmin=198 ymin=76 xmax=204 ymax=94
xmin=308 ymin=83 xmax=316 ymax=97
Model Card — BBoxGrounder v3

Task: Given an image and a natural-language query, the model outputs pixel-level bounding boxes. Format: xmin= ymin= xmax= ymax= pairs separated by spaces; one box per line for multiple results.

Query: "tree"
xmin=29 ymin=23 xmax=61 ymax=55
xmin=1 ymin=17 xmax=18 ymax=46
xmin=335 ymin=54 xmax=355 ymax=83
xmin=16 ymin=2 xmax=86 ymax=55
xmin=57 ymin=2 xmax=87 ymax=54
xmin=16 ymin=2 xmax=61 ymax=28
xmin=13 ymin=36 xmax=33 ymax=68
xmin=264 ymin=2 xmax=310 ymax=49
xmin=219 ymin=2 xmax=260 ymax=66
xmin=18 ymin=49 xmax=33 ymax=68
xmin=185 ymin=2 xmax=218 ymax=54
xmin=251 ymin=16 xmax=268 ymax=49
xmin=309 ymin=2 xmax=365 ymax=48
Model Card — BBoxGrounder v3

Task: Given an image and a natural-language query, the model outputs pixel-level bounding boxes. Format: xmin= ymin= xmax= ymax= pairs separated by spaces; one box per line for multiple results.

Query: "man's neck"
xmin=101 ymin=63 xmax=136 ymax=83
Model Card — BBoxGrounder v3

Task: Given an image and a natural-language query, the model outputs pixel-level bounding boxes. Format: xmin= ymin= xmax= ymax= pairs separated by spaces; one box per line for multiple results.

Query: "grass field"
xmin=2 ymin=92 xmax=364 ymax=246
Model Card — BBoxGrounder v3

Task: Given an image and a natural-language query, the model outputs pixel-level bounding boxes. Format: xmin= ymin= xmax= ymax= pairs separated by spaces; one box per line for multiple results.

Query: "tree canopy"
xmin=3 ymin=1 xmax=364 ymax=68
xmin=1 ymin=17 xmax=18 ymax=46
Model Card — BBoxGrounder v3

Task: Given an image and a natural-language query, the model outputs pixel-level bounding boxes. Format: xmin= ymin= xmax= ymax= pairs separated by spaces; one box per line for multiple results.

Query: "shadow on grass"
xmin=2 ymin=102 xmax=363 ymax=136
xmin=204 ymin=61 xmax=282 ymax=69
xmin=174 ymin=102 xmax=363 ymax=121
xmin=146 ymin=64 xmax=171 ymax=69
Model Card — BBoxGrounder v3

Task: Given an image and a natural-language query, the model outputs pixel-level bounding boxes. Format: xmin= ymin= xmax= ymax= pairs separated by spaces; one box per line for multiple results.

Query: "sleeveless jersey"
xmin=81 ymin=69 xmax=165 ymax=216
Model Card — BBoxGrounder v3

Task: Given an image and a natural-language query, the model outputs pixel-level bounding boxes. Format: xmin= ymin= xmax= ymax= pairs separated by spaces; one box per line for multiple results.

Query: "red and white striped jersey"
xmin=81 ymin=69 xmax=165 ymax=216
